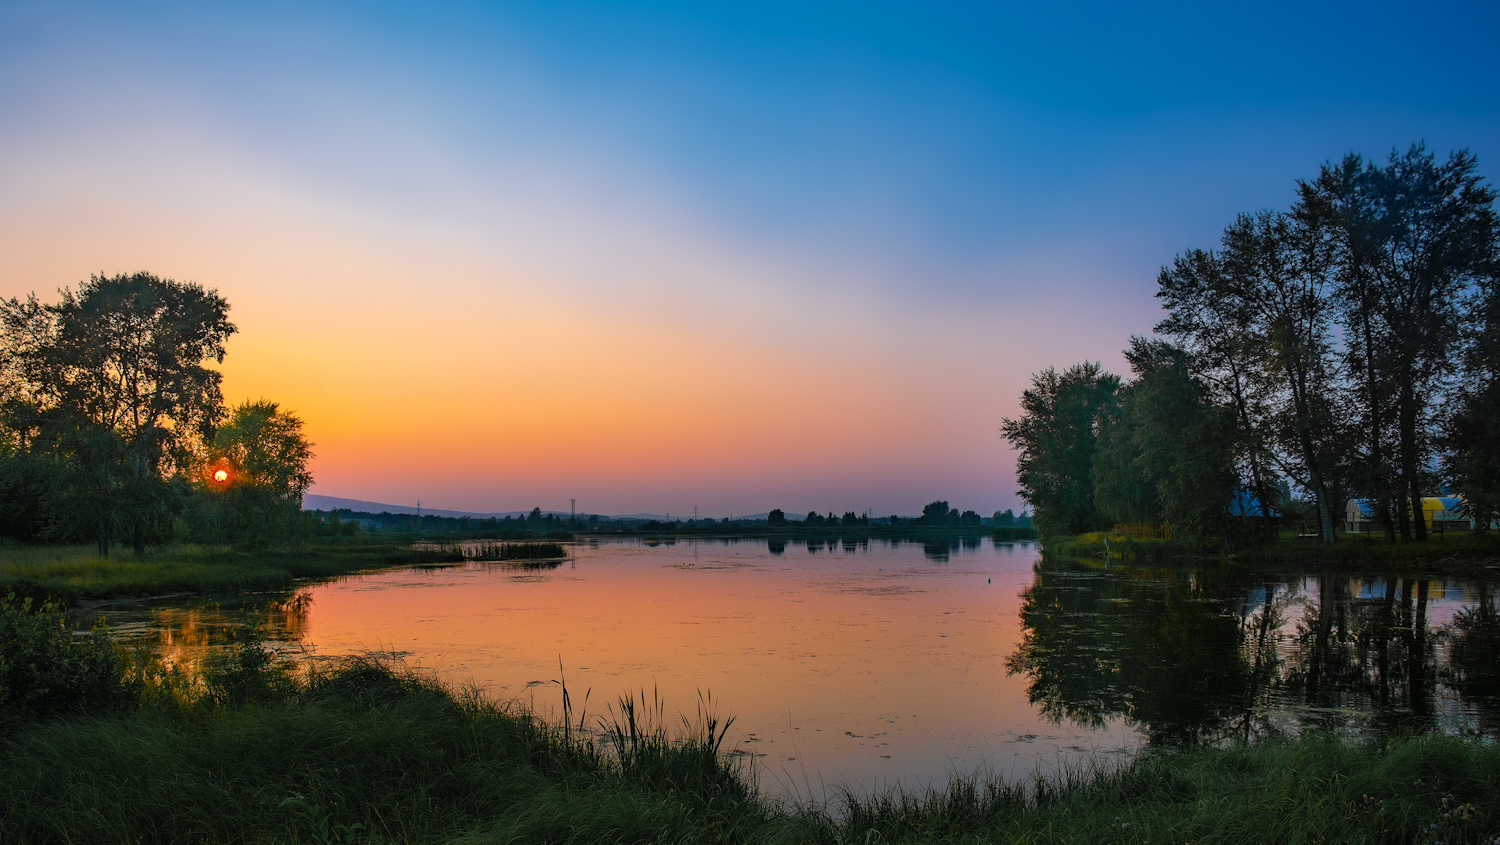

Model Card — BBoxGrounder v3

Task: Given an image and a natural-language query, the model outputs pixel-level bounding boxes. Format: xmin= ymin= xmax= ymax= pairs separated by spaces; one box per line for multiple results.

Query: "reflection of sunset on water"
xmin=78 ymin=596 xmax=311 ymax=678
xmin=292 ymin=538 xmax=1122 ymax=796
xmin=67 ymin=536 xmax=1500 ymax=797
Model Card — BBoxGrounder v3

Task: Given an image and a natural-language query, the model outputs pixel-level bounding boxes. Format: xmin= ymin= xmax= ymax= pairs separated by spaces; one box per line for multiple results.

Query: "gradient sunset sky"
xmin=2 ymin=1 xmax=1497 ymax=517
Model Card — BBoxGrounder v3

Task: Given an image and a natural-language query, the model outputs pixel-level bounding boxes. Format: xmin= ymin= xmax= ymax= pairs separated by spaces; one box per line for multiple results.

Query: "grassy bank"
xmin=5 ymin=671 xmax=1500 ymax=843
xmin=0 ymin=539 xmax=471 ymax=603
xmin=1052 ymin=529 xmax=1500 ymax=571
xmin=3 ymin=606 xmax=1499 ymax=844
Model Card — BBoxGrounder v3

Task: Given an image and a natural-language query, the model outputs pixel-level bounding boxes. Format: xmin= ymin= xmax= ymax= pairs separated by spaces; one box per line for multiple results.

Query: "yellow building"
xmin=1346 ymin=496 xmax=1467 ymax=532
xmin=1422 ymin=496 xmax=1465 ymax=531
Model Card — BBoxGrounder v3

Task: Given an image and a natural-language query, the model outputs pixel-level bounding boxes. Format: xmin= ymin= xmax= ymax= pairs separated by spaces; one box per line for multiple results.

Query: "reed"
xmin=463 ymin=541 xmax=568 ymax=562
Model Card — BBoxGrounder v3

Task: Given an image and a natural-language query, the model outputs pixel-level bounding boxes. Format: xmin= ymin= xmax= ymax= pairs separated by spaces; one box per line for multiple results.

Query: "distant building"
xmin=1228 ymin=491 xmax=1272 ymax=517
xmin=1346 ymin=499 xmax=1377 ymax=533
xmin=1425 ymin=496 xmax=1467 ymax=531
xmin=1346 ymin=496 xmax=1471 ymax=533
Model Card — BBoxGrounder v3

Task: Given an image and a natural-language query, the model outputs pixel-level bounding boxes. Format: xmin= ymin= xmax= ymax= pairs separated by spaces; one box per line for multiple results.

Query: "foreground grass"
xmin=0 ymin=539 xmax=467 ymax=603
xmin=4 ymin=656 xmax=1499 ymax=844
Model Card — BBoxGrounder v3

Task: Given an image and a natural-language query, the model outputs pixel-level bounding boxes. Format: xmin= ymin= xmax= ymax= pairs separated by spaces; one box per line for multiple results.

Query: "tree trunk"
xmin=133 ymin=519 xmax=145 ymax=555
xmin=1304 ymin=446 xmax=1337 ymax=544
xmin=1289 ymin=362 xmax=1336 ymax=545
xmin=1359 ymin=306 xmax=1397 ymax=543
xmin=97 ymin=515 xmax=109 ymax=558
xmin=1225 ymin=355 xmax=1273 ymax=542
xmin=1399 ymin=377 xmax=1427 ymax=542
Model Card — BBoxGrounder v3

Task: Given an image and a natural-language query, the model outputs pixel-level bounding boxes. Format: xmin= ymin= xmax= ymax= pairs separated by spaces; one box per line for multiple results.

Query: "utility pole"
xmin=694 ymin=505 xmax=698 ymax=521
xmin=570 ymin=499 xmax=576 ymax=525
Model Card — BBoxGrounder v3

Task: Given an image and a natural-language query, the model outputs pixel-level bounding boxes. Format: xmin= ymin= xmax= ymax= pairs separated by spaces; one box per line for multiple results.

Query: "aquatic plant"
xmin=463 ymin=541 xmax=568 ymax=561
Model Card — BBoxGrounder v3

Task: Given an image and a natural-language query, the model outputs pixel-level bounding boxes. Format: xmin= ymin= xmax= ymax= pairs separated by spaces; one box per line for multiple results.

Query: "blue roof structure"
xmin=1228 ymin=491 xmax=1271 ymax=517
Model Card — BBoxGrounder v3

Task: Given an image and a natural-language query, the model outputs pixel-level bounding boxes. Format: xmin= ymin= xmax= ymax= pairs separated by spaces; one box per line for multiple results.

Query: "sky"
xmin=2 ymin=0 xmax=1497 ymax=517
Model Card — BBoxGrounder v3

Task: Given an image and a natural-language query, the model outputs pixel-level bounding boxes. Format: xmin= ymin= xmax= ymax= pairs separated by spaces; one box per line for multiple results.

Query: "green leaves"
xmin=0 ymin=591 xmax=137 ymax=728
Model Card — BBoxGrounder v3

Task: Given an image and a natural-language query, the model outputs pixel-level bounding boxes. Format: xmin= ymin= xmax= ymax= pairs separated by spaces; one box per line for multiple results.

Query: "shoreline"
xmin=0 ymin=529 xmax=1039 ymax=603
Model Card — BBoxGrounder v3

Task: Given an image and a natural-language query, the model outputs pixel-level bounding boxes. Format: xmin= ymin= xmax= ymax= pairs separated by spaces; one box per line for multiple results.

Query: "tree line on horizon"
xmin=328 ymin=500 xmax=1022 ymax=537
xmin=766 ymin=501 xmax=990 ymax=528
xmin=0 ymin=273 xmax=316 ymax=553
xmin=1004 ymin=144 xmax=1500 ymax=544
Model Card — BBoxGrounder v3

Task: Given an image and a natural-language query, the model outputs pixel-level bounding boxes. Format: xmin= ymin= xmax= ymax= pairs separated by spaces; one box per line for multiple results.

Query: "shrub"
xmin=0 ymin=591 xmax=137 ymax=728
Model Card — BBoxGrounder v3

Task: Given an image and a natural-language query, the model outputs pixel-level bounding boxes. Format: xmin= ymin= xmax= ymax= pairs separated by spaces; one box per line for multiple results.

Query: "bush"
xmin=0 ymin=591 xmax=137 ymax=728
xmin=199 ymin=618 xmax=300 ymax=707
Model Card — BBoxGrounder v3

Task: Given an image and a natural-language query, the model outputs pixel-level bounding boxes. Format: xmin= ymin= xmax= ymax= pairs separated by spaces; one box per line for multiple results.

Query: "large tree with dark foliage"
xmin=1094 ymin=338 xmax=1239 ymax=539
xmin=194 ymin=400 xmax=313 ymax=543
xmin=0 ymin=273 xmax=235 ymax=554
xmin=1002 ymin=362 xmax=1119 ymax=537
xmin=1302 ymin=145 xmax=1499 ymax=541
xmin=1158 ymin=210 xmax=1346 ymax=543
xmin=1015 ymin=144 xmax=1499 ymax=545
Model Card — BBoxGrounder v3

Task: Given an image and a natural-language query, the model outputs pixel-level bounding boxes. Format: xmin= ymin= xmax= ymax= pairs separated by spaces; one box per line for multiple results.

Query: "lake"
xmin=84 ymin=537 xmax=1500 ymax=799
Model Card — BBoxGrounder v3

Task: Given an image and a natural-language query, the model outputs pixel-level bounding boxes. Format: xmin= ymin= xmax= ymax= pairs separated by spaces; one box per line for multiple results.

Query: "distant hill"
xmin=302 ymin=495 xmax=558 ymax=519
xmin=301 ymin=494 xmax=770 ymax=522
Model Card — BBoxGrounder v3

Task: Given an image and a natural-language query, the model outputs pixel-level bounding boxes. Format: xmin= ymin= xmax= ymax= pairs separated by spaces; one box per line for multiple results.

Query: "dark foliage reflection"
xmin=1007 ymin=557 xmax=1500 ymax=745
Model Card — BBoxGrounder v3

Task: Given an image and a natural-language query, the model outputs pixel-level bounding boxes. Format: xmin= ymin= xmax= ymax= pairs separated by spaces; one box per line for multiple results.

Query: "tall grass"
xmin=0 ymin=637 xmax=769 ymax=843
xmin=796 ymin=737 xmax=1500 ymax=844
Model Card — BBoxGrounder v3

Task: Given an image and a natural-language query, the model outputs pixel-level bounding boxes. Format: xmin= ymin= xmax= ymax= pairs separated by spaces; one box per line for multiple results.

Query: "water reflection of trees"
xmin=1446 ymin=582 xmax=1500 ymax=734
xmin=1007 ymin=559 xmax=1500 ymax=745
xmin=81 ymin=592 xmax=311 ymax=676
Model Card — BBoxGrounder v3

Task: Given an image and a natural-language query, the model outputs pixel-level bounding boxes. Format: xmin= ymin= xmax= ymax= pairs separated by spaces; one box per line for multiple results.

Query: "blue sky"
xmin=1 ymin=0 xmax=1496 ymax=515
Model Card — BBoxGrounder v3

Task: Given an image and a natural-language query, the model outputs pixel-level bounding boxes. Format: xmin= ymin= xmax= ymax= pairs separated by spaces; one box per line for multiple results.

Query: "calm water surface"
xmin=85 ymin=538 xmax=1500 ymax=797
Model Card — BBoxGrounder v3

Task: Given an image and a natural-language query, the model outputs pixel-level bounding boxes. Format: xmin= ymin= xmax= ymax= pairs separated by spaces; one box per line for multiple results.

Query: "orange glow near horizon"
xmin=0 ymin=77 xmax=1117 ymax=517
xmin=200 ymin=249 xmax=1031 ymax=514
xmin=213 ymin=469 xmax=229 ymax=484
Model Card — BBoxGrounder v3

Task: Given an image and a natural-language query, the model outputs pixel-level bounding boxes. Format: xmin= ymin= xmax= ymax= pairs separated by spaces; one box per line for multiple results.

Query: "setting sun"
xmin=213 ymin=469 xmax=229 ymax=483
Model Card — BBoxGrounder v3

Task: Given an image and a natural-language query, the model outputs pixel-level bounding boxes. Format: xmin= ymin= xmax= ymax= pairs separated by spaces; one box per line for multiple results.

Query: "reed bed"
xmin=413 ymin=540 xmax=569 ymax=563
xmin=464 ymin=540 xmax=569 ymax=561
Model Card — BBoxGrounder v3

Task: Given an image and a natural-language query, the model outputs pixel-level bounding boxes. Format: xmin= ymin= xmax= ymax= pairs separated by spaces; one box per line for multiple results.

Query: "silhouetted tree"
xmin=1002 ymin=362 xmax=1120 ymax=536
xmin=0 ymin=273 xmax=235 ymax=553
xmin=1094 ymin=337 xmax=1238 ymax=539
xmin=1303 ymin=145 xmax=1497 ymax=541
xmin=767 ymin=508 xmax=787 ymax=527
xmin=195 ymin=401 xmax=313 ymax=542
xmin=921 ymin=501 xmax=951 ymax=526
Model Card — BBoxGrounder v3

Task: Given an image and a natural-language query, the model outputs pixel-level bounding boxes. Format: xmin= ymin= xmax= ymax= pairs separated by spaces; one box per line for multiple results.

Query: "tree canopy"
xmin=0 ymin=273 xmax=315 ymax=552
xmin=1008 ymin=145 xmax=1500 ymax=545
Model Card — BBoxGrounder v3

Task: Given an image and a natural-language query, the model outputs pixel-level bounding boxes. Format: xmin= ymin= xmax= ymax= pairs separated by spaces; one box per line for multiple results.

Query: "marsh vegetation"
xmin=4 ymin=588 xmax=1500 ymax=843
